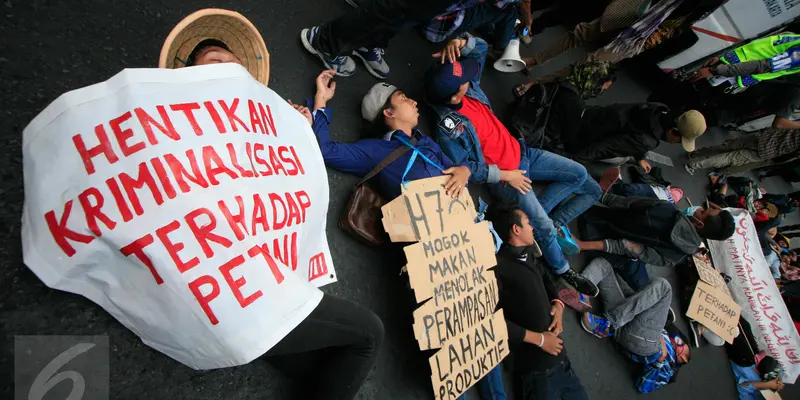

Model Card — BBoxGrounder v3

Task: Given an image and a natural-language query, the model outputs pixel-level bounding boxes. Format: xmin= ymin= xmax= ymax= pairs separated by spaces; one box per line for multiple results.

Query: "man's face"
xmin=692 ymin=203 xmax=721 ymax=225
xmin=513 ymin=210 xmax=535 ymax=247
xmin=386 ymin=91 xmax=419 ymax=127
xmin=672 ymin=335 xmax=690 ymax=364
xmin=193 ymin=45 xmax=242 ymax=66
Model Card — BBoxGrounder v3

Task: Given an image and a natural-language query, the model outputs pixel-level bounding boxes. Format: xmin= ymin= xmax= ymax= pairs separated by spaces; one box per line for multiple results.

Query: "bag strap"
xmin=356 ymin=135 xmax=418 ymax=187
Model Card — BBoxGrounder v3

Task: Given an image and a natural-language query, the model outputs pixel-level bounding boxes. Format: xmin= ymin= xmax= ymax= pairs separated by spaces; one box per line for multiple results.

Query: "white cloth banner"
xmin=22 ymin=64 xmax=337 ymax=370
xmin=708 ymin=209 xmax=800 ymax=383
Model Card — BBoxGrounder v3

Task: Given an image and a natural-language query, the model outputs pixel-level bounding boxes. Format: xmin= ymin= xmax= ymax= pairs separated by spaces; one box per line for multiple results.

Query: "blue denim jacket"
xmin=428 ymin=34 xmax=503 ymax=185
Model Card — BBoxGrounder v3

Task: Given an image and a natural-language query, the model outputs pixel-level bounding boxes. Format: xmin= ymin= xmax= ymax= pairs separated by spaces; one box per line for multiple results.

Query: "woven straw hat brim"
xmin=159 ymin=9 xmax=269 ymax=85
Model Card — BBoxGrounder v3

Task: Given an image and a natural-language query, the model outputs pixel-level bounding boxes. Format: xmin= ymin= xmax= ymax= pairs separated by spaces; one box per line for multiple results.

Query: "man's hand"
xmin=548 ymin=302 xmax=564 ymax=336
xmin=500 ymin=169 xmax=532 ymax=194
xmin=691 ymin=67 xmax=714 ymax=82
xmin=540 ymin=331 xmax=563 ymax=356
xmin=314 ymin=69 xmax=337 ymax=110
xmin=638 ymin=159 xmax=652 ymax=173
xmin=658 ymin=336 xmax=668 ymax=362
xmin=443 ymin=166 xmax=471 ymax=198
xmin=433 ymin=38 xmax=467 ymax=64
xmin=288 ymin=100 xmax=312 ymax=126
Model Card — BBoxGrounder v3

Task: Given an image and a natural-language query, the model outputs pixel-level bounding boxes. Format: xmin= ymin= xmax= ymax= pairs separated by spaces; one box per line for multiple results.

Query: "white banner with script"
xmin=709 ymin=209 xmax=800 ymax=383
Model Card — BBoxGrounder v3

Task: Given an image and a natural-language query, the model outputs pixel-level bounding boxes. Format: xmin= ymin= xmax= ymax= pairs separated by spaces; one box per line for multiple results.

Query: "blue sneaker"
xmin=352 ymin=47 xmax=390 ymax=79
xmin=555 ymin=225 xmax=579 ymax=255
xmin=582 ymin=312 xmax=613 ymax=338
xmin=300 ymin=26 xmax=356 ymax=76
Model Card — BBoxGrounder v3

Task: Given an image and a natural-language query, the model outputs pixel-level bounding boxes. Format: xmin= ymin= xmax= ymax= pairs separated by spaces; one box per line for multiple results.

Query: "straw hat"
xmin=159 ymin=9 xmax=269 ymax=85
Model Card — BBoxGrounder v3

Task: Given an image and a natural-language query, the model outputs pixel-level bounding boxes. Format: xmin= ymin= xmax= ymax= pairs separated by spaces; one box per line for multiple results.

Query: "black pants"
xmin=515 ymin=359 xmax=588 ymax=400
xmin=314 ymin=0 xmax=455 ymax=56
xmin=264 ymin=294 xmax=384 ymax=400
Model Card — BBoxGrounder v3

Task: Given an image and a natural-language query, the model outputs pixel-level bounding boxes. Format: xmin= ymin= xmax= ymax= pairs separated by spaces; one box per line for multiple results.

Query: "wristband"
xmin=537 ymin=333 xmax=545 ymax=347
xmin=551 ymin=299 xmax=565 ymax=309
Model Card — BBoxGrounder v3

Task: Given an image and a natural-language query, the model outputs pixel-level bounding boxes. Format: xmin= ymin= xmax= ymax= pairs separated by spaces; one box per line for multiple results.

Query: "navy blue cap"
xmin=424 ymin=59 xmax=480 ymax=103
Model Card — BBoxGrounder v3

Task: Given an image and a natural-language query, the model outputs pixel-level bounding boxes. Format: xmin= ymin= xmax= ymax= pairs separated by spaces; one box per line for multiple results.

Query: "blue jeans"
xmin=515 ymin=360 xmax=588 ymax=400
xmin=491 ymin=146 xmax=602 ymax=274
xmin=609 ymin=182 xmax=657 ymax=199
xmin=449 ymin=2 xmax=518 ymax=50
xmin=457 ymin=366 xmax=507 ymax=400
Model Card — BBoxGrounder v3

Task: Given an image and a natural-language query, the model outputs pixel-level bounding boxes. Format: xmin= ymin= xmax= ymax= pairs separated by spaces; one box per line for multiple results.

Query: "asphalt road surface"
xmin=2 ymin=0 xmax=799 ymax=399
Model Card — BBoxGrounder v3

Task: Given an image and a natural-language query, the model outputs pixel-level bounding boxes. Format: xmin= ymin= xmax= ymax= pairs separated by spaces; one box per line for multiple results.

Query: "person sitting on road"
xmin=489 ymin=205 xmax=589 ymax=400
xmin=580 ymin=257 xmax=691 ymax=394
xmin=573 ymin=194 xmax=735 ymax=289
xmin=425 ymin=33 xmax=604 ymax=298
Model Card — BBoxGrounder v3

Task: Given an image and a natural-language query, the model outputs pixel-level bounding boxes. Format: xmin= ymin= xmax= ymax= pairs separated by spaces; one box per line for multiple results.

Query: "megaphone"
xmin=493 ymin=38 xmax=526 ymax=73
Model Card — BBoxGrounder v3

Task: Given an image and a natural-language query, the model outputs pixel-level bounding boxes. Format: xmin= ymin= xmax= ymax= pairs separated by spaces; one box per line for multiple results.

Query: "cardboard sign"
xmin=693 ymin=251 xmax=731 ymax=296
xmin=22 ymin=64 xmax=336 ymax=369
xmin=686 ymin=280 xmax=741 ymax=343
xmin=382 ymin=176 xmax=508 ymax=399
xmin=709 ymin=209 xmax=800 ymax=383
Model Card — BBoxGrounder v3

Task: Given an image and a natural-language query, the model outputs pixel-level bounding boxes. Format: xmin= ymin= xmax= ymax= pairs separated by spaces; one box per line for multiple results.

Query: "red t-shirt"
xmin=459 ymin=96 xmax=520 ymax=171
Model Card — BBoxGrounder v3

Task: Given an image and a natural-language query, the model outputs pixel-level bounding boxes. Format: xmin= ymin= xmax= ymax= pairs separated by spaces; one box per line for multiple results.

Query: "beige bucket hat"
xmin=159 ymin=8 xmax=270 ymax=85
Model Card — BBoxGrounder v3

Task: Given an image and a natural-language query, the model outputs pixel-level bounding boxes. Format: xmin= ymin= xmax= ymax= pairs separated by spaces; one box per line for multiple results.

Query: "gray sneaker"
xmin=300 ymin=26 xmax=356 ymax=77
xmin=352 ymin=47 xmax=390 ymax=79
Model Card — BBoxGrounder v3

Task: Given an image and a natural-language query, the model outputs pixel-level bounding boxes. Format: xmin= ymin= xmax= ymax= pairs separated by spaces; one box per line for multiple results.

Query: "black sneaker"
xmin=300 ymin=26 xmax=356 ymax=76
xmin=560 ymin=269 xmax=599 ymax=298
xmin=688 ymin=319 xmax=702 ymax=348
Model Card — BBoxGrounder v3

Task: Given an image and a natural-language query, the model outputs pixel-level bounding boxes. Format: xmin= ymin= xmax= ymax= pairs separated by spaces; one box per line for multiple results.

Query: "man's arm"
xmin=496 ymin=272 xmax=562 ymax=354
xmin=311 ymin=108 xmax=380 ymax=177
xmin=578 ymin=238 xmax=673 ymax=267
xmin=458 ymin=33 xmax=489 ymax=86
xmin=771 ymin=88 xmax=800 ymax=128
xmin=713 ymin=59 xmax=771 ymax=77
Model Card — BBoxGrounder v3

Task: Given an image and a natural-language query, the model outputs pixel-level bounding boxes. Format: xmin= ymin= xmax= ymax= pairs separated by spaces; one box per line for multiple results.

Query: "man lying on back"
xmin=425 ymin=33 xmax=602 ymax=298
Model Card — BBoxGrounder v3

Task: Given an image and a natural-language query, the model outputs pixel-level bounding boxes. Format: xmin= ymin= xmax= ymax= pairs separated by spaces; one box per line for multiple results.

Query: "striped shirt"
xmin=756 ymin=128 xmax=800 ymax=159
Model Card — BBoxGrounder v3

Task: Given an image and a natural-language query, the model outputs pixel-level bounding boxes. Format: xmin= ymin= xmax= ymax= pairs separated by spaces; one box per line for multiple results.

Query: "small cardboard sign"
xmin=686 ymin=280 xmax=741 ymax=344
xmin=382 ymin=176 xmax=507 ymax=399
xmin=693 ymin=252 xmax=731 ymax=296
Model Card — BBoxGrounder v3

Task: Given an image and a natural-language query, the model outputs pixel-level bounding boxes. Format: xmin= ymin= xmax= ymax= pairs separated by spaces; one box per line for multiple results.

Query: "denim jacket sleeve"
xmin=436 ymin=125 xmax=501 ymax=184
xmin=459 ymin=33 xmax=489 ymax=96
xmin=311 ymin=107 xmax=375 ymax=177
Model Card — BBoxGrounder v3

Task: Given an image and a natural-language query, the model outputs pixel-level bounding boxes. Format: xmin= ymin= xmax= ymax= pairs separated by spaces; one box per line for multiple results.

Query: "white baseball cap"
xmin=361 ymin=83 xmax=398 ymax=122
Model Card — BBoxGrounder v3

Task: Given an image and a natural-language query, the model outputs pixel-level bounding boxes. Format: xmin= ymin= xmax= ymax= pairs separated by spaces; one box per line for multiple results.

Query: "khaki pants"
xmin=686 ymin=135 xmax=763 ymax=170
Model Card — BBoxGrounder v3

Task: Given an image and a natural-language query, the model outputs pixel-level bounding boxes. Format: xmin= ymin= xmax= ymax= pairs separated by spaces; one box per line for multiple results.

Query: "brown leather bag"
xmin=338 ymin=139 xmax=416 ymax=245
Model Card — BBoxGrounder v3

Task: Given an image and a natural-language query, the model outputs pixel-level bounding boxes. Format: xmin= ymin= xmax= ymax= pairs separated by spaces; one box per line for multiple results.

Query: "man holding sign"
xmin=22 ymin=9 xmax=384 ymax=399
xmin=489 ymin=206 xmax=589 ymax=400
